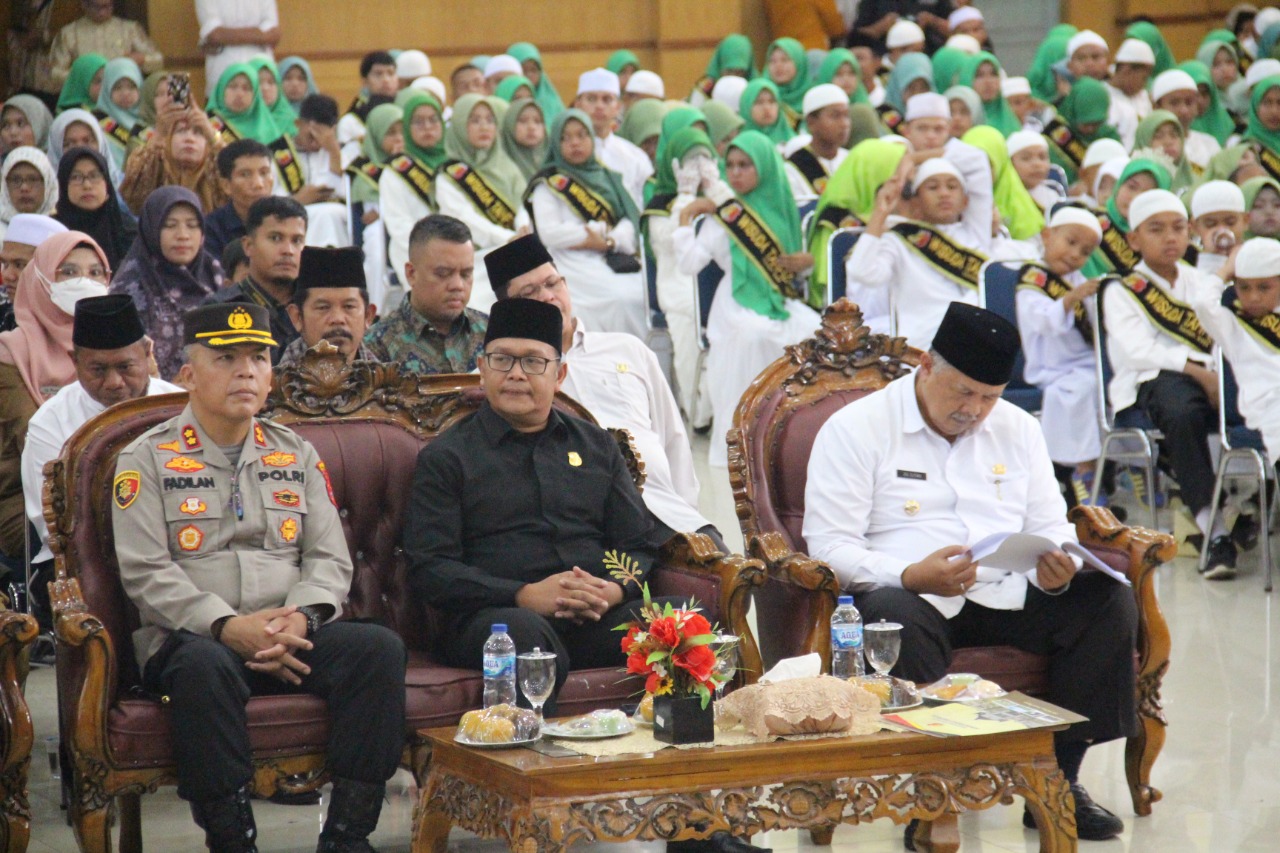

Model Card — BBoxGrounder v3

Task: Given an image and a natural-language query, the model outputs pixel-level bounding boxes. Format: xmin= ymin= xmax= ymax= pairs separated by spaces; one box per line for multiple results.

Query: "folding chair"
xmin=1201 ymin=349 xmax=1275 ymax=589
xmin=824 ymin=227 xmax=864 ymax=307
xmin=978 ymin=260 xmax=1044 ymax=414
xmin=1091 ymin=292 xmax=1164 ymax=528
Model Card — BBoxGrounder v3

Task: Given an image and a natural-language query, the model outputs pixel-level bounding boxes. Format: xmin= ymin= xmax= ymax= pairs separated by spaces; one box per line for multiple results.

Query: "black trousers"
xmin=443 ymin=597 xmax=687 ymax=714
xmin=143 ymin=621 xmax=406 ymax=802
xmin=1135 ymin=370 xmax=1217 ymax=514
xmin=858 ymin=572 xmax=1138 ymax=746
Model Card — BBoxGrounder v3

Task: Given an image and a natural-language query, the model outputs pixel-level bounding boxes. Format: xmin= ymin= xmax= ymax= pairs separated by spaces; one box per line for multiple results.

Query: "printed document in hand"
xmin=967 ymin=532 xmax=1131 ymax=586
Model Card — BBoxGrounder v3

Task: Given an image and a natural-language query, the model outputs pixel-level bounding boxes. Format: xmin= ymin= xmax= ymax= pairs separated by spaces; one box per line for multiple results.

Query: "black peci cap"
xmin=483 ymin=298 xmax=563 ymax=355
xmin=72 ymin=294 xmax=147 ymax=351
xmin=929 ymin=302 xmax=1020 ymax=386
xmin=183 ymin=303 xmax=278 ymax=349
xmin=484 ymin=232 xmax=555 ymax=295
xmin=296 ymin=246 xmax=366 ymax=291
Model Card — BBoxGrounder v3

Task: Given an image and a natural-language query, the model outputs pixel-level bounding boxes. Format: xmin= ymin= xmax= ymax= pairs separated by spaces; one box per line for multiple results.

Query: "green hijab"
xmin=932 ymin=47 xmax=969 ymax=93
xmin=1135 ymin=110 xmax=1195 ymax=193
xmin=619 ymin=99 xmax=669 ymax=149
xmin=278 ymin=56 xmax=319 ymax=111
xmin=848 ymin=103 xmax=883 ymax=147
xmin=137 ymin=70 xmax=168 ymax=127
xmin=248 ymin=56 xmax=297 ymax=136
xmin=1125 ymin=22 xmax=1176 ymax=76
xmin=1059 ymin=77 xmax=1119 ymax=138
xmin=739 ymin=79 xmax=795 ymax=144
xmin=723 ymin=130 xmax=801 ymax=320
xmin=494 ymin=75 xmax=536 ymax=103
xmin=885 ymin=53 xmax=933 ymax=113
xmin=446 ymin=94 xmax=528 ymax=207
xmin=705 ymin=34 xmax=757 ymax=81
xmin=1246 ymin=76 xmax=1280 ymax=152
xmin=607 ymin=50 xmax=641 ymax=76
xmin=1179 ymin=59 xmax=1236 ymax=146
xmin=208 ymin=62 xmax=282 ymax=145
xmin=945 ymin=86 xmax=987 ymax=129
xmin=701 ymin=101 xmax=745 ymax=148
xmin=540 ymin=109 xmax=640 ymax=230
xmin=651 ymin=105 xmax=708 ymax=197
xmin=765 ymin=38 xmax=811 ymax=117
xmin=506 ymin=42 xmax=565 ymax=122
xmin=399 ymin=91 xmax=448 ymax=170
xmin=650 ymin=126 xmax=716 ymax=198
xmin=96 ymin=57 xmax=142 ymax=131
xmin=351 ymin=103 xmax=402 ymax=203
xmin=959 ymin=52 xmax=1020 ymax=137
xmin=57 ymin=53 xmax=107 ymax=113
xmin=816 ymin=49 xmax=870 ymax=105
xmin=963 ymin=126 xmax=1045 ymax=239
xmin=1197 ymin=39 xmax=1248 ymax=118
xmin=501 ymin=98 xmax=549 ymax=181
xmin=1081 ymin=157 xmax=1174 ymax=277
xmin=808 ymin=137 xmax=907 ymax=297
xmin=1028 ymin=25 xmax=1077 ymax=102
xmin=1242 ymin=175 xmax=1280 ymax=236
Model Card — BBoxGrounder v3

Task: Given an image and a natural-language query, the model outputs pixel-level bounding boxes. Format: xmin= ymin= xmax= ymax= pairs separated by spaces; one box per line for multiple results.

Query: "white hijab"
xmin=0 ymin=146 xmax=58 ymax=225
xmin=47 ymin=109 xmax=125 ymax=188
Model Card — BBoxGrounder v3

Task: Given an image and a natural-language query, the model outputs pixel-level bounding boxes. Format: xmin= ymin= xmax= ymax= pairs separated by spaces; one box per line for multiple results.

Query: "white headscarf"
xmin=0 ymin=146 xmax=58 ymax=225
xmin=47 ymin=109 xmax=125 ymax=188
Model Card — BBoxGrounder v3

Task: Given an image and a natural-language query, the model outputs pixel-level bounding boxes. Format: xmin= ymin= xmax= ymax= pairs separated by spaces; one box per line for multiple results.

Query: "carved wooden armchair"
xmin=47 ymin=349 xmax=766 ymax=853
xmin=726 ymin=299 xmax=1177 ymax=818
xmin=0 ymin=603 xmax=38 ymax=853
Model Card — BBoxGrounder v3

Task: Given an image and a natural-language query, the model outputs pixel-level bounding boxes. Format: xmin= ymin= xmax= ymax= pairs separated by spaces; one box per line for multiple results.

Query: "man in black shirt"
xmin=404 ymin=298 xmax=673 ymax=701
xmin=851 ymin=0 xmax=954 ymax=55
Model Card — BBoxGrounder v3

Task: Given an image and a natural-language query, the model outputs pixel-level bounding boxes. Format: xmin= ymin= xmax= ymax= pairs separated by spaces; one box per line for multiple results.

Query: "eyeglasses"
xmin=68 ymin=171 xmax=106 ymax=186
xmin=4 ymin=174 xmax=43 ymax=189
xmin=482 ymin=352 xmax=559 ymax=375
xmin=55 ymin=264 xmax=109 ymax=281
xmin=410 ymin=115 xmax=441 ymax=129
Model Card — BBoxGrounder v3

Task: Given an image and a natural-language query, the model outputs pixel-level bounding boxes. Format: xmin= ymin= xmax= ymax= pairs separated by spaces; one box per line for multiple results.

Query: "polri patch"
xmin=273 ymin=489 xmax=300 ymax=508
xmin=113 ymin=471 xmax=140 ymax=510
xmin=260 ymin=451 xmax=297 ymax=467
xmin=279 ymin=517 xmax=299 ymax=543
xmin=179 ymin=497 xmax=207 ymax=516
xmin=164 ymin=456 xmax=205 ymax=473
xmin=316 ymin=461 xmax=336 ymax=506
xmin=176 ymin=525 xmax=204 ymax=551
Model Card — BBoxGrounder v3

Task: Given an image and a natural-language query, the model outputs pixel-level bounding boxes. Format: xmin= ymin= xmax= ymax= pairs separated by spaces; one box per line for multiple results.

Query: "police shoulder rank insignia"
xmin=567 ymin=452 xmax=582 ymax=467
xmin=273 ymin=489 xmax=300 ymax=508
xmin=114 ymin=471 xmax=141 ymax=509
xmin=176 ymin=524 xmax=204 ymax=551
xmin=164 ymin=456 xmax=206 ymax=473
xmin=157 ymin=439 xmax=182 ymax=453
xmin=316 ymin=461 xmax=337 ymax=506
xmin=279 ymin=517 xmax=299 ymax=543
xmin=261 ymin=451 xmax=297 ymax=467
xmin=181 ymin=425 xmax=201 ymax=449
xmin=253 ymin=422 xmax=267 ymax=447
xmin=179 ymin=497 xmax=207 ymax=516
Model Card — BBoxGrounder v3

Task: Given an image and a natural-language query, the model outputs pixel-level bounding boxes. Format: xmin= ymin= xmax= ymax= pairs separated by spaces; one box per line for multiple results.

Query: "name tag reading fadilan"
xmin=897 ymin=470 xmax=927 ymax=481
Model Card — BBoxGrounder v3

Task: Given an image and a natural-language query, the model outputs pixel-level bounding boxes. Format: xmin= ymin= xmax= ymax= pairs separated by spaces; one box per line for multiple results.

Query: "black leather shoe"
xmin=903 ymin=818 xmax=918 ymax=850
xmin=1233 ymin=511 xmax=1261 ymax=552
xmin=668 ymin=832 xmax=771 ymax=853
xmin=1201 ymin=535 xmax=1238 ymax=580
xmin=1021 ymin=784 xmax=1123 ymax=840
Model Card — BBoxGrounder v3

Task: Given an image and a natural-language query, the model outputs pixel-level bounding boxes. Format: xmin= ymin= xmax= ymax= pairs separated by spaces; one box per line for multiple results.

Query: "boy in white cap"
xmin=1002 ymin=77 xmax=1038 ymax=129
xmin=1063 ymin=31 xmax=1141 ymax=148
xmin=1107 ymin=38 xmax=1156 ymax=121
xmin=0 ymin=213 xmax=68 ymax=331
xmin=1189 ymin=237 xmax=1280 ymax=472
xmin=1152 ymin=69 xmax=1223 ymax=170
xmin=845 ymin=155 xmax=992 ymax=347
xmin=575 ymin=68 xmax=653 ymax=208
xmin=948 ymin=7 xmax=989 ymax=48
xmin=1016 ymin=206 xmax=1106 ymax=503
xmin=885 ymin=20 xmax=926 ymax=65
xmin=483 ymin=55 xmax=522 ymax=93
xmin=1008 ymin=130 xmax=1063 ymax=212
xmin=900 ymin=92 xmax=993 ymax=197
xmin=944 ymin=33 xmax=982 ymax=55
xmin=1076 ymin=138 xmax=1127 ymax=203
xmin=1189 ymin=180 xmax=1248 ymax=274
xmin=623 ymin=70 xmax=664 ymax=108
xmin=395 ymin=50 xmax=432 ymax=91
xmin=1101 ymin=189 xmax=1234 ymax=577
xmin=784 ymin=84 xmax=852 ymax=204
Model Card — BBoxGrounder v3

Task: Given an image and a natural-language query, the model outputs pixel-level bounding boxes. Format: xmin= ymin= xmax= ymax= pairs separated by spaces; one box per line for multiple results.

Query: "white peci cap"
xmin=3 ymin=213 xmax=68 ymax=247
xmin=1247 ymin=58 xmax=1280 ymax=88
xmin=1114 ymin=38 xmax=1156 ymax=66
xmin=483 ymin=55 xmax=522 ymax=79
xmin=946 ymin=34 xmax=983 ymax=55
xmin=711 ymin=75 xmax=749 ymax=111
xmin=411 ymin=75 xmax=448 ymax=105
xmin=1049 ymin=205 xmax=1103 ymax=238
xmin=914 ymin=157 xmax=965 ymax=187
xmin=1129 ymin=189 xmax=1188 ymax=229
xmin=1235 ymin=237 xmax=1280 ymax=278
xmin=577 ymin=67 xmax=621 ymax=96
xmin=396 ymin=50 xmax=431 ymax=80
xmin=803 ymin=83 xmax=850 ymax=116
xmin=1001 ymin=76 xmax=1032 ymax=98
xmin=625 ymin=70 xmax=665 ymax=98
xmin=1256 ymin=7 xmax=1280 ymax=36
xmin=1095 ymin=156 xmax=1130 ymax=196
xmin=1066 ymin=30 xmax=1108 ymax=58
xmin=905 ymin=92 xmax=951 ymax=121
xmin=1151 ymin=69 xmax=1199 ymax=103
xmin=1082 ymin=138 xmax=1128 ymax=171
xmin=948 ymin=7 xmax=984 ymax=29
xmin=1007 ymin=130 xmax=1048 ymax=157
xmin=1190 ymin=180 xmax=1247 ymax=218
xmin=887 ymin=20 xmax=927 ymax=49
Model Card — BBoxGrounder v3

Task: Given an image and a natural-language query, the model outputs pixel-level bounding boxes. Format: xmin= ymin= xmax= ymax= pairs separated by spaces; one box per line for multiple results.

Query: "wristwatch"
xmin=604 ymin=236 xmax=616 ymax=252
xmin=298 ymin=605 xmax=325 ymax=638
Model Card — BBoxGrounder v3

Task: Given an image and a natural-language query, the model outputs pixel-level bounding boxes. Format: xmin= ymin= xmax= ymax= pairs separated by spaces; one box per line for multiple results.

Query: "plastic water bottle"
xmin=482 ymin=624 xmax=517 ymax=708
xmin=830 ymin=595 xmax=864 ymax=678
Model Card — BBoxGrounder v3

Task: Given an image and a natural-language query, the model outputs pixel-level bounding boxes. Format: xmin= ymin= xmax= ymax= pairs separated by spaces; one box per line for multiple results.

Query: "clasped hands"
xmin=219 ymin=606 xmax=312 ymax=685
xmin=902 ymin=545 xmax=1077 ymax=597
xmin=516 ymin=567 xmax=625 ymax=624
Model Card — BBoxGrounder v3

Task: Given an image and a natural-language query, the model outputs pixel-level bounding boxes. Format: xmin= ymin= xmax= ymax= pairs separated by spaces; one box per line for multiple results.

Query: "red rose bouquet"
xmin=607 ymin=551 xmax=728 ymax=708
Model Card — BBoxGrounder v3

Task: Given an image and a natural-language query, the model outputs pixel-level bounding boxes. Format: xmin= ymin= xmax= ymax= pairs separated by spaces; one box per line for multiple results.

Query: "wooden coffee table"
xmin=410 ymin=724 xmax=1077 ymax=853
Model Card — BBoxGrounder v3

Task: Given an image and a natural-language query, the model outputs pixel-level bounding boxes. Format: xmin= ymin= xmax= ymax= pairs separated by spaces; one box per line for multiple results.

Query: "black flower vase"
xmin=652 ymin=693 xmax=715 ymax=745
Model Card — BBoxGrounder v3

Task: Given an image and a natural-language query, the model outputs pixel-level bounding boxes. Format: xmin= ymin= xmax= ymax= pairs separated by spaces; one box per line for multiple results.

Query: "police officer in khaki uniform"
xmin=112 ymin=303 xmax=405 ymax=853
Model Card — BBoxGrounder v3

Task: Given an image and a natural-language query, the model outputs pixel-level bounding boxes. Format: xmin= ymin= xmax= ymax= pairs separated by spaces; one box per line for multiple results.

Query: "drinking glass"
xmin=709 ymin=633 xmax=740 ymax=700
xmin=517 ymin=648 xmax=557 ymax=733
xmin=864 ymin=620 xmax=902 ymax=681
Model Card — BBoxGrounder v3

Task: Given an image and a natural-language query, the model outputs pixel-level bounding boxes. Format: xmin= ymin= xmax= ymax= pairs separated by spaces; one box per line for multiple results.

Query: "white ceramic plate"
xmin=453 ymin=735 xmax=540 ymax=749
xmin=541 ymin=719 xmax=636 ymax=740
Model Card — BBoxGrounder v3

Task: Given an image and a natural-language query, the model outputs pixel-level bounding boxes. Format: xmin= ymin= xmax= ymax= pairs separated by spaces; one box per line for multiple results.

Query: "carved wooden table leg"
xmin=1014 ymin=756 xmax=1078 ymax=853
xmin=808 ymin=825 xmax=835 ymax=845
xmin=409 ymin=769 xmax=451 ymax=853
xmin=910 ymin=813 xmax=960 ymax=853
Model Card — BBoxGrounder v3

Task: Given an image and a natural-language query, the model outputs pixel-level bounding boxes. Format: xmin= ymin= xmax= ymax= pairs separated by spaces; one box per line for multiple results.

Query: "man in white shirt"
xmin=1151 ymin=69 xmax=1223 ymax=171
xmin=575 ymin=68 xmax=653 ymax=209
xmin=803 ymin=302 xmax=1136 ymax=842
xmin=195 ymin=0 xmax=280 ymax=88
xmin=784 ymin=85 xmax=852 ymax=205
xmin=1064 ymin=30 xmax=1140 ymax=150
xmin=22 ymin=295 xmax=182 ymax=627
xmin=484 ymin=234 xmax=720 ymax=547
xmin=1107 ymin=39 xmax=1155 ymax=123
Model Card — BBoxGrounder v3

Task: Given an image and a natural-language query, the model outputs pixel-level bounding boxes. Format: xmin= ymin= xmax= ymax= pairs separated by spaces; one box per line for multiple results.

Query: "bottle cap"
xmin=837 ymin=595 xmax=853 ymax=606
xmin=492 ymin=623 xmax=507 ymax=633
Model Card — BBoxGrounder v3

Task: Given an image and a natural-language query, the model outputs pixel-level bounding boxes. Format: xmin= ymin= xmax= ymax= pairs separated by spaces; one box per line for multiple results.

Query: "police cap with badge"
xmin=183 ymin=304 xmax=279 ymax=349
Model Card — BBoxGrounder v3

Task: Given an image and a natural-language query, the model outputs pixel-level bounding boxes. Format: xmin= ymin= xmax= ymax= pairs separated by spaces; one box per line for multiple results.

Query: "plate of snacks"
xmin=921 ymin=674 xmax=1007 ymax=704
xmin=455 ymin=704 xmax=542 ymax=748
xmin=542 ymin=709 xmax=635 ymax=740
xmin=850 ymin=676 xmax=923 ymax=711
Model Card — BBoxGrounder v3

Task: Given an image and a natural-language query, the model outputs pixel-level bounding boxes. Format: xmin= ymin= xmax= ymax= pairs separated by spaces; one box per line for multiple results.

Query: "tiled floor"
xmin=22 ymin=433 xmax=1280 ymax=851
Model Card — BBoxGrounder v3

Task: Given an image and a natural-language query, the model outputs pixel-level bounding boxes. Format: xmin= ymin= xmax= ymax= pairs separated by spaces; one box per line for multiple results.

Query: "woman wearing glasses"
xmin=0 ymin=147 xmax=58 ymax=243
xmin=53 ymin=148 xmax=137 ymax=270
xmin=0 ymin=231 xmax=112 ymax=565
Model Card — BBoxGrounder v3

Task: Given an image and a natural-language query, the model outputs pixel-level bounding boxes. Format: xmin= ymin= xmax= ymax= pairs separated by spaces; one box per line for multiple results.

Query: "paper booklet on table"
xmin=883 ymin=692 xmax=1089 ymax=737
xmin=967 ymin=532 xmax=1131 ymax=587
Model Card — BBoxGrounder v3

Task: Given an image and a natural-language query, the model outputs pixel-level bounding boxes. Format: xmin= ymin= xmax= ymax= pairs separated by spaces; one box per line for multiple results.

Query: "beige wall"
xmin=147 ymin=0 xmax=770 ymax=107
xmin=1063 ymin=0 xmax=1240 ymax=60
